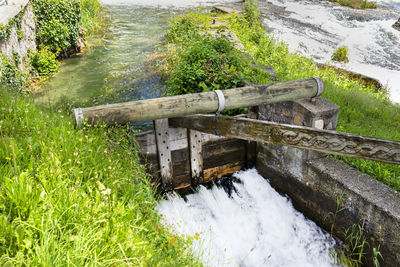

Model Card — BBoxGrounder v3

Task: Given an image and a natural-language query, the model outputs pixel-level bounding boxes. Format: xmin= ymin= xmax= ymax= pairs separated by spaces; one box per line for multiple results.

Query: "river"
xmin=259 ymin=0 xmax=400 ymax=103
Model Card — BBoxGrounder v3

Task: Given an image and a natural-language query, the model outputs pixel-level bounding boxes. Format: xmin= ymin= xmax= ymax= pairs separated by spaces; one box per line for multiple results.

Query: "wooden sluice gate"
xmin=73 ymin=77 xmax=400 ymax=191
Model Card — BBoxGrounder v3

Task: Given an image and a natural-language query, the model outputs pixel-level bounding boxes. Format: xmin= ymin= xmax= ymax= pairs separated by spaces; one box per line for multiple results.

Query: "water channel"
xmin=32 ymin=0 xmax=400 ymax=265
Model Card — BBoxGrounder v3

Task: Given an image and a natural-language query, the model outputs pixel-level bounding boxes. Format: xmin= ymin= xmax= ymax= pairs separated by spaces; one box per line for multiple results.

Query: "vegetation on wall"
xmin=0 ymin=0 xmax=104 ymax=91
xmin=0 ymin=6 xmax=26 ymax=42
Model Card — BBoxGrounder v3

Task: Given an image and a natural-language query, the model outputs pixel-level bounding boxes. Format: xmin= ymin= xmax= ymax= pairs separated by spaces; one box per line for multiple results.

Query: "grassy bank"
xmin=0 ymin=88 xmax=200 ymax=265
xmin=325 ymin=0 xmax=377 ymax=9
xmin=155 ymin=5 xmax=400 ymax=192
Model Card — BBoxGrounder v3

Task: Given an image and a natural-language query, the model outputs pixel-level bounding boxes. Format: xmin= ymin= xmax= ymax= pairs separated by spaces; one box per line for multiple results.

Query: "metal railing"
xmin=0 ymin=0 xmax=8 ymax=6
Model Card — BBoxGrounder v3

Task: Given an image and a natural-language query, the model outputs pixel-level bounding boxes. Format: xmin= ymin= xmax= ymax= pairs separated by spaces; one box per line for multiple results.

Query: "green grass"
xmin=325 ymin=0 xmax=377 ymax=9
xmin=0 ymin=88 xmax=200 ymax=266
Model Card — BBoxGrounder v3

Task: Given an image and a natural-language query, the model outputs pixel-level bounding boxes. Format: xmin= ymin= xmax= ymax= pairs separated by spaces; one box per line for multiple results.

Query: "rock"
xmin=393 ymin=18 xmax=400 ymax=31
xmin=212 ymin=6 xmax=234 ymax=14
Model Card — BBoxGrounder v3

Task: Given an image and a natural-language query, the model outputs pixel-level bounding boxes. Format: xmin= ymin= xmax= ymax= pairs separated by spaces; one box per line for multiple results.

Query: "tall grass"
xmin=0 ymin=88 xmax=200 ymax=265
xmin=80 ymin=0 xmax=104 ymax=34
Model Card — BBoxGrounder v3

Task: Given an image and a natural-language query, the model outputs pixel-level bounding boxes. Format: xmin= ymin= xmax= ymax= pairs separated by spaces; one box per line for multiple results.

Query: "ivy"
xmin=0 ymin=6 xmax=26 ymax=42
xmin=32 ymin=0 xmax=81 ymax=55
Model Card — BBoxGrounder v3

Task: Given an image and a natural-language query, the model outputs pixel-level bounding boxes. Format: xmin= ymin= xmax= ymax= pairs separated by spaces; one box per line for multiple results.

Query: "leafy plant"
xmin=32 ymin=0 xmax=81 ymax=54
xmin=0 ymin=55 xmax=28 ymax=92
xmin=331 ymin=46 xmax=350 ymax=63
xmin=244 ymin=0 xmax=261 ymax=26
xmin=30 ymin=46 xmax=60 ymax=75
xmin=168 ymin=35 xmax=251 ymax=95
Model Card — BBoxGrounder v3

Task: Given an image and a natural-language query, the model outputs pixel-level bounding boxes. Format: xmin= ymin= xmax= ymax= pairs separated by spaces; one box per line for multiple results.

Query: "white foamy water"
xmin=157 ymin=169 xmax=336 ymax=267
xmin=262 ymin=0 xmax=400 ymax=103
xmin=99 ymin=0 xmax=238 ymax=8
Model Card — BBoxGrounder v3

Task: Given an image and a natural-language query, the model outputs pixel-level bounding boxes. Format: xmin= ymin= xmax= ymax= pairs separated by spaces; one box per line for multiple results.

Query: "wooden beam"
xmin=188 ymin=129 xmax=204 ymax=185
xmin=154 ymin=119 xmax=173 ymax=189
xmin=74 ymin=78 xmax=323 ymax=126
xmin=169 ymin=115 xmax=400 ymax=166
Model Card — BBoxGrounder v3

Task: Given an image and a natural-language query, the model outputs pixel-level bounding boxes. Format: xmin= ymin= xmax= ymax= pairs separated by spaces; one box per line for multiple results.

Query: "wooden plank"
xmin=136 ymin=128 xmax=187 ymax=154
xmin=189 ymin=129 xmax=203 ymax=185
xmin=203 ymin=161 xmax=245 ymax=183
xmin=170 ymin=115 xmax=400 ymax=166
xmin=74 ymin=78 xmax=324 ymax=126
xmin=154 ymin=119 xmax=173 ymax=189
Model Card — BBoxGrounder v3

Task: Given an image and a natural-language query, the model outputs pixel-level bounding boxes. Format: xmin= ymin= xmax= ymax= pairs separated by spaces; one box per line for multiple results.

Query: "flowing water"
xmin=32 ymin=0 xmax=400 ymax=265
xmin=259 ymin=0 xmax=400 ymax=103
xmin=157 ymin=169 xmax=336 ymax=266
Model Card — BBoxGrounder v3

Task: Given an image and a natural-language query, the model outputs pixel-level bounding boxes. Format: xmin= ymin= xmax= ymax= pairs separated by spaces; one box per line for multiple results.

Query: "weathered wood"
xmin=170 ymin=115 xmax=400 ymax=165
xmin=203 ymin=161 xmax=245 ymax=183
xmin=74 ymin=78 xmax=323 ymax=126
xmin=189 ymin=129 xmax=203 ymax=185
xmin=154 ymin=119 xmax=173 ymax=189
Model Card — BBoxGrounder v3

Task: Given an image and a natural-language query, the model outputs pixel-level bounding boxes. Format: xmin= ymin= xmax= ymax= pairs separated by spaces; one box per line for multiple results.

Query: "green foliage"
xmin=32 ymin=0 xmax=81 ymax=54
xmin=165 ymin=13 xmax=203 ymax=44
xmin=80 ymin=0 xmax=103 ymax=34
xmin=332 ymin=46 xmax=349 ymax=63
xmin=0 ymin=6 xmax=26 ymax=42
xmin=244 ymin=0 xmax=261 ymax=26
xmin=326 ymin=0 xmax=377 ymax=9
xmin=30 ymin=47 xmax=60 ymax=76
xmin=168 ymin=35 xmax=251 ymax=95
xmin=0 ymin=88 xmax=200 ymax=265
xmin=0 ymin=55 xmax=28 ymax=92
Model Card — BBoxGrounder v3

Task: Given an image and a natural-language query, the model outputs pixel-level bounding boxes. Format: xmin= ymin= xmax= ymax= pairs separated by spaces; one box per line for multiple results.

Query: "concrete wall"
xmin=0 ymin=0 xmax=35 ymax=69
xmin=256 ymin=97 xmax=400 ymax=266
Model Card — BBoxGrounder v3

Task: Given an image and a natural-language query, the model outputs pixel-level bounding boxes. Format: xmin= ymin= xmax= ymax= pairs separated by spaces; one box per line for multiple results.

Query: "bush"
xmin=165 ymin=15 xmax=202 ymax=44
xmin=168 ymin=35 xmax=251 ymax=95
xmin=332 ymin=46 xmax=349 ymax=63
xmin=32 ymin=0 xmax=81 ymax=54
xmin=30 ymin=47 xmax=60 ymax=75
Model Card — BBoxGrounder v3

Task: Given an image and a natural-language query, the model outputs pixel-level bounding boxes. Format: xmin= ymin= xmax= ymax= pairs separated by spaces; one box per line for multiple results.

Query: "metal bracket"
xmin=154 ymin=119 xmax=173 ymax=190
xmin=214 ymin=89 xmax=225 ymax=116
xmin=73 ymin=108 xmax=84 ymax=127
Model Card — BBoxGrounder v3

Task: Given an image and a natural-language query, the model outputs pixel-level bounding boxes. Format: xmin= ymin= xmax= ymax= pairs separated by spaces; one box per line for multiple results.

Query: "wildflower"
xmin=5 ymin=157 xmax=11 ymax=160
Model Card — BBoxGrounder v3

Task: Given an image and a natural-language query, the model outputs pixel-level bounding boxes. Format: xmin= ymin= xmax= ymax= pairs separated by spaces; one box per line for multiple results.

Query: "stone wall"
xmin=0 ymin=1 xmax=36 ymax=69
xmin=255 ymin=97 xmax=400 ymax=266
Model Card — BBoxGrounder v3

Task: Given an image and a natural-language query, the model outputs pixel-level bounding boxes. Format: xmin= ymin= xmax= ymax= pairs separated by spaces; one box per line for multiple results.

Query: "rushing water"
xmin=260 ymin=0 xmax=400 ymax=103
xmin=157 ymin=169 xmax=337 ymax=267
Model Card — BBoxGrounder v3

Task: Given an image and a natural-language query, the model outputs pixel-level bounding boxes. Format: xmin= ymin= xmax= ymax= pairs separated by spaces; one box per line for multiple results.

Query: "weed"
xmin=332 ymin=46 xmax=349 ymax=63
xmin=326 ymin=0 xmax=377 ymax=9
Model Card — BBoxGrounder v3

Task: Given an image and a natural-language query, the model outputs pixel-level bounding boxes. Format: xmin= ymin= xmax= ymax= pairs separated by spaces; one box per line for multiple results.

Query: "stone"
xmin=393 ymin=18 xmax=400 ymax=31
xmin=0 ymin=2 xmax=36 ymax=70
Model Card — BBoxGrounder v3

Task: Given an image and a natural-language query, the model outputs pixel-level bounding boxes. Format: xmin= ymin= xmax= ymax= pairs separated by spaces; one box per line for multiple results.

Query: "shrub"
xmin=30 ymin=47 xmax=60 ymax=75
xmin=331 ymin=46 xmax=349 ymax=63
xmin=244 ymin=0 xmax=261 ymax=26
xmin=32 ymin=0 xmax=81 ymax=54
xmin=165 ymin=15 xmax=201 ymax=44
xmin=168 ymin=35 xmax=251 ymax=95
